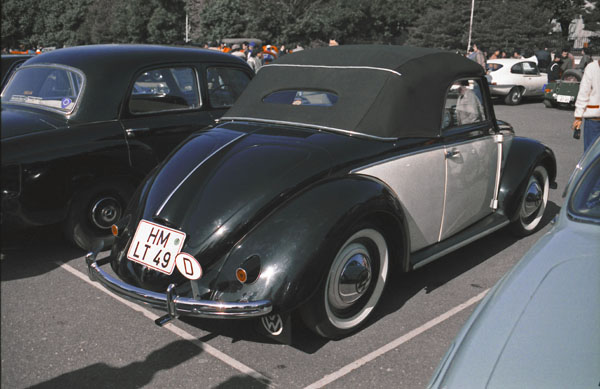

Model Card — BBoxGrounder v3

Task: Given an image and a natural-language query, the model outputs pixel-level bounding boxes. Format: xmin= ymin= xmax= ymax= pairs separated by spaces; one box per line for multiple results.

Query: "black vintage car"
xmin=1 ymin=44 xmax=253 ymax=250
xmin=86 ymin=45 xmax=556 ymax=340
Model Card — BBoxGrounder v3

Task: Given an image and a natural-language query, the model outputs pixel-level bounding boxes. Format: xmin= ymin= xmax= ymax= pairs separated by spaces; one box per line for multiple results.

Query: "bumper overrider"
xmin=85 ymin=250 xmax=273 ymax=326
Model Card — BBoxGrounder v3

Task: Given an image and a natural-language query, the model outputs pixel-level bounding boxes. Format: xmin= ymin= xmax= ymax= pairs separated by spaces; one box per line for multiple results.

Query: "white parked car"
xmin=487 ymin=58 xmax=548 ymax=105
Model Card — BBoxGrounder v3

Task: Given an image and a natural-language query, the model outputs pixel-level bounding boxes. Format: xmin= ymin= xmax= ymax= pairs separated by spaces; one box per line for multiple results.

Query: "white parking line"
xmin=304 ymin=289 xmax=489 ymax=389
xmin=57 ymin=261 xmax=273 ymax=387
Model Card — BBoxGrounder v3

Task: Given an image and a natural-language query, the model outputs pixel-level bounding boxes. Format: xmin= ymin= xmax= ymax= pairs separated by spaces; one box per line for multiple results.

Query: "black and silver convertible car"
xmin=86 ymin=45 xmax=557 ymax=340
xmin=1 ymin=45 xmax=252 ymax=250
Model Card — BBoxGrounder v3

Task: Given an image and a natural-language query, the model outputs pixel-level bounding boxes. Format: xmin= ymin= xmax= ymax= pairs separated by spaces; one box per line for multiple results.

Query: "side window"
xmin=441 ymin=79 xmax=487 ymax=129
xmin=206 ymin=67 xmax=251 ymax=108
xmin=522 ymin=62 xmax=539 ymax=75
xmin=511 ymin=63 xmax=524 ymax=74
xmin=129 ymin=67 xmax=200 ymax=114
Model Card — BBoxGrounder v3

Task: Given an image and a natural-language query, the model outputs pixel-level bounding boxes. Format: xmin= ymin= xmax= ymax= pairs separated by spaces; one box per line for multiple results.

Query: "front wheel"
xmin=510 ymin=165 xmax=549 ymax=236
xmin=505 ymin=87 xmax=523 ymax=105
xmin=301 ymin=226 xmax=389 ymax=339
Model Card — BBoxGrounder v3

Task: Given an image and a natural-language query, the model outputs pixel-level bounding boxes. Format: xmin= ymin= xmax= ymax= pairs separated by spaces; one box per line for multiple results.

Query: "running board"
xmin=411 ymin=213 xmax=509 ymax=270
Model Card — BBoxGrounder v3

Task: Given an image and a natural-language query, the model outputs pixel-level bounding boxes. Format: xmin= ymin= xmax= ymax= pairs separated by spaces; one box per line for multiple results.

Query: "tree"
xmin=407 ymin=0 xmax=555 ymax=53
xmin=2 ymin=0 xmax=39 ymax=49
xmin=542 ymin=0 xmax=586 ymax=39
xmin=147 ymin=0 xmax=186 ymax=44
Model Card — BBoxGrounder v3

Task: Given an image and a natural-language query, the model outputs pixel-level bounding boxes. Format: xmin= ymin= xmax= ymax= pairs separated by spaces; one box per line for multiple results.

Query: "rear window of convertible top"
xmin=263 ymin=90 xmax=338 ymax=107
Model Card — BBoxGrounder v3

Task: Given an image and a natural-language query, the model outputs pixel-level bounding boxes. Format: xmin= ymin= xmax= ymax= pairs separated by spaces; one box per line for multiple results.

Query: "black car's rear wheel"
xmin=301 ymin=226 xmax=389 ymax=339
xmin=510 ymin=165 xmax=549 ymax=236
xmin=543 ymin=99 xmax=555 ymax=108
xmin=65 ymin=181 xmax=133 ymax=251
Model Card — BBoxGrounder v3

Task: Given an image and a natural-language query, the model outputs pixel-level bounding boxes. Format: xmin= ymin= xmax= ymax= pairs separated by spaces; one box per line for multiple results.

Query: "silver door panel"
xmin=441 ymin=136 xmax=497 ymax=240
xmin=354 ymin=149 xmax=446 ymax=252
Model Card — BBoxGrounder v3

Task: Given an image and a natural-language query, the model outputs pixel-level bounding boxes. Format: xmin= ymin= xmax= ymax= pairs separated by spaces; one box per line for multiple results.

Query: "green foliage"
xmin=0 ymin=0 xmax=596 ymax=52
xmin=542 ymin=0 xmax=586 ymax=37
xmin=408 ymin=0 xmax=556 ymax=53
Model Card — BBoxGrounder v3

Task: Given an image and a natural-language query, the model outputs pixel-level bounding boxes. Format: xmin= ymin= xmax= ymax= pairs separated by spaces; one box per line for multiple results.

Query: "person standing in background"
xmin=469 ymin=43 xmax=486 ymax=70
xmin=572 ymin=60 xmax=600 ymax=151
xmin=560 ymin=47 xmax=575 ymax=73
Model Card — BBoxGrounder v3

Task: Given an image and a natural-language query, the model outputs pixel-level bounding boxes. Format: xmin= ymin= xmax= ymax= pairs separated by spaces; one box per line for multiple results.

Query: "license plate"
xmin=127 ymin=220 xmax=186 ymax=275
xmin=557 ymin=95 xmax=572 ymax=103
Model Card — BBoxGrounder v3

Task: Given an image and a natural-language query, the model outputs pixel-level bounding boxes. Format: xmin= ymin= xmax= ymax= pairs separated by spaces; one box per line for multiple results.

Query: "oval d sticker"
xmin=175 ymin=253 xmax=202 ymax=280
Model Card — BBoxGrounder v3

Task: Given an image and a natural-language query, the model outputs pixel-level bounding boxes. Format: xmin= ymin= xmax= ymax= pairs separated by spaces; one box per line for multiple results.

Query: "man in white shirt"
xmin=572 ymin=60 xmax=600 ymax=151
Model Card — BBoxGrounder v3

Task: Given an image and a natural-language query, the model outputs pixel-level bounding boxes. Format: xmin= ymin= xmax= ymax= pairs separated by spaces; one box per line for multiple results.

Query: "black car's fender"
xmin=211 ymin=175 xmax=409 ymax=313
xmin=498 ymin=136 xmax=557 ymax=221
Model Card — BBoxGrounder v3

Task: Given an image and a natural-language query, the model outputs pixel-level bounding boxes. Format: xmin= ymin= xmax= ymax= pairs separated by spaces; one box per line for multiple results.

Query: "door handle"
xmin=445 ymin=149 xmax=460 ymax=159
xmin=125 ymin=128 xmax=149 ymax=138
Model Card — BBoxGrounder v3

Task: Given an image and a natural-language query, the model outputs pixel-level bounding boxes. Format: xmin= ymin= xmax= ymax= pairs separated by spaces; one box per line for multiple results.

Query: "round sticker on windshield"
xmin=61 ymin=98 xmax=72 ymax=109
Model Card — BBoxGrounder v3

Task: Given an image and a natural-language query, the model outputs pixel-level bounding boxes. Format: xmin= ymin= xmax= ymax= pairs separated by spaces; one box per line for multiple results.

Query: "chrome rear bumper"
xmin=85 ymin=251 xmax=272 ymax=325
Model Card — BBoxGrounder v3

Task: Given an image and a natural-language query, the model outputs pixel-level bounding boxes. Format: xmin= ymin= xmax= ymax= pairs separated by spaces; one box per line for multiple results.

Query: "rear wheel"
xmin=510 ymin=165 xmax=549 ymax=236
xmin=301 ymin=226 xmax=389 ymax=339
xmin=64 ymin=181 xmax=133 ymax=251
xmin=543 ymin=99 xmax=555 ymax=108
xmin=505 ymin=87 xmax=523 ymax=105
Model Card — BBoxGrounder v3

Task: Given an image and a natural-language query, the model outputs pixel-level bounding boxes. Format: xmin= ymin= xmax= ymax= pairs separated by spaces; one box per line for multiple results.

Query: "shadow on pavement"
xmin=1 ymin=223 xmax=86 ymax=281
xmin=25 ymin=339 xmax=267 ymax=389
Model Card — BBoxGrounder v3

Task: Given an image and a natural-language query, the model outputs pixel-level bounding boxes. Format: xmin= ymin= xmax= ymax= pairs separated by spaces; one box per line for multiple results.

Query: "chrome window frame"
xmin=1 ymin=64 xmax=86 ymax=116
xmin=128 ymin=66 xmax=202 ymax=116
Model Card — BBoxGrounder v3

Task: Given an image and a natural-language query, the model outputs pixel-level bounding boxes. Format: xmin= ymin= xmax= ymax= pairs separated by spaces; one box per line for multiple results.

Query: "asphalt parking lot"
xmin=1 ymin=100 xmax=582 ymax=388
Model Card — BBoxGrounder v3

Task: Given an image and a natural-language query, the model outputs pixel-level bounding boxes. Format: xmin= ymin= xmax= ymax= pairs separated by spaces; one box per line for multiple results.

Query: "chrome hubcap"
xmin=329 ymin=244 xmax=372 ymax=310
xmin=91 ymin=197 xmax=121 ymax=229
xmin=339 ymin=253 xmax=372 ymax=305
xmin=523 ymin=181 xmax=542 ymax=217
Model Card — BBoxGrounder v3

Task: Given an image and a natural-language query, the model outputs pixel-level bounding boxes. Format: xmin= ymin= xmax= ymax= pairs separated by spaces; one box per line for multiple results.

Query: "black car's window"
xmin=207 ymin=67 xmax=251 ymax=108
xmin=441 ymin=79 xmax=487 ymax=129
xmin=1 ymin=65 xmax=84 ymax=113
xmin=129 ymin=67 xmax=200 ymax=114
xmin=510 ymin=63 xmax=524 ymax=74
xmin=263 ymin=90 xmax=338 ymax=106
xmin=569 ymin=156 xmax=600 ymax=222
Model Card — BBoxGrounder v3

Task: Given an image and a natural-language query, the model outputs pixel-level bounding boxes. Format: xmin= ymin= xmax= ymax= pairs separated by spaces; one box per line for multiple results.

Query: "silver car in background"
xmin=429 ymin=138 xmax=600 ymax=388
xmin=487 ymin=58 xmax=548 ymax=105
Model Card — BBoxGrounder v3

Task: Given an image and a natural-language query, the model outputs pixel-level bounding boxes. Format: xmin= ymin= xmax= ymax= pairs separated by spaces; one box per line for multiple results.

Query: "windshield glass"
xmin=1 ymin=65 xmax=84 ymax=114
xmin=569 ymin=156 xmax=600 ymax=222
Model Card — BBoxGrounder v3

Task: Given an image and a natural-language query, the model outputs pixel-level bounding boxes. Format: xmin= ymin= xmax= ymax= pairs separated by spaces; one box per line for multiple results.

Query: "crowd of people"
xmin=466 ymin=43 xmax=595 ymax=81
xmin=204 ymin=39 xmax=343 ymax=73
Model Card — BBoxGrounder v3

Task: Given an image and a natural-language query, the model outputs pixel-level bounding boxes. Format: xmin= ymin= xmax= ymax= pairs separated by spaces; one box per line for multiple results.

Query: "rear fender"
xmin=498 ymin=137 xmax=556 ymax=221
xmin=212 ymin=176 xmax=409 ymax=313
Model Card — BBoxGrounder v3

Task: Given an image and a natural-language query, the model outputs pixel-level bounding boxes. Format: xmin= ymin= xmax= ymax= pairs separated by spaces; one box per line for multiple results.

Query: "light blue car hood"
xmin=432 ymin=223 xmax=600 ymax=388
xmin=488 ymin=253 xmax=599 ymax=388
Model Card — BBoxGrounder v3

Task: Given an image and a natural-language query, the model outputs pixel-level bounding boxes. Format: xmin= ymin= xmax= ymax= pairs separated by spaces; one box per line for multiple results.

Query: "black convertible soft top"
xmin=223 ymin=45 xmax=485 ymax=139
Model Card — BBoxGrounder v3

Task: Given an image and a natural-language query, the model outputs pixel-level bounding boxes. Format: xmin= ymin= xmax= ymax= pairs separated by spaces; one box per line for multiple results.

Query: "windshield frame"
xmin=1 ymin=63 xmax=86 ymax=116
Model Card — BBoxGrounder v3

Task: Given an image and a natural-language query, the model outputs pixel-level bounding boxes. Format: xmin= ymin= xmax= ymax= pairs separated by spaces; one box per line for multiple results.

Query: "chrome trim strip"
xmin=262 ymin=63 xmax=402 ymax=77
xmin=412 ymin=220 xmax=509 ymax=270
xmin=350 ymin=136 xmax=496 ymax=174
xmin=438 ymin=152 xmax=449 ymax=242
xmin=155 ymin=133 xmax=245 ymax=215
xmin=85 ymin=252 xmax=272 ymax=318
xmin=490 ymin=133 xmax=504 ymax=210
xmin=219 ymin=117 xmax=397 ymax=141
xmin=349 ymin=144 xmax=446 ymax=174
